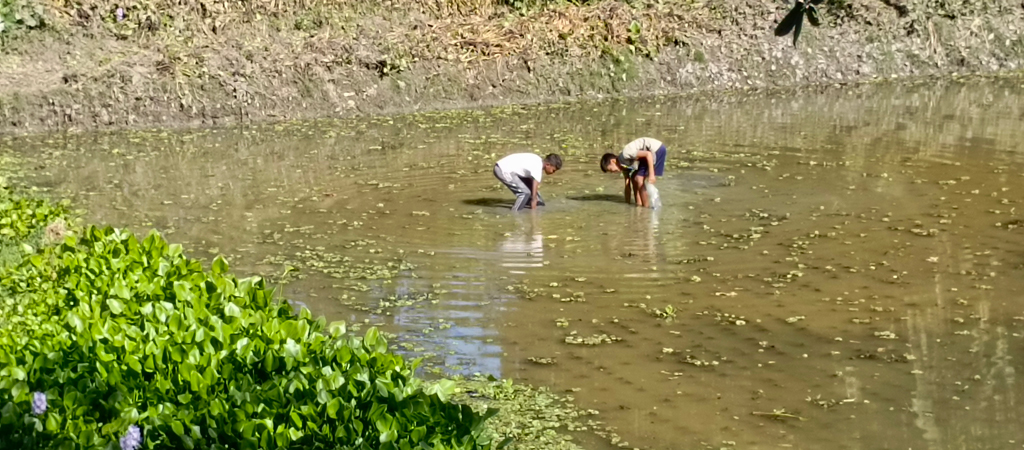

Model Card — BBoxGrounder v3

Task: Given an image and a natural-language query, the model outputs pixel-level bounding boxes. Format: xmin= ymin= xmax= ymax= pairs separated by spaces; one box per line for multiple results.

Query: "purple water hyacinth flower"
xmin=120 ymin=425 xmax=142 ymax=450
xmin=116 ymin=7 xmax=125 ymax=22
xmin=31 ymin=392 xmax=47 ymax=415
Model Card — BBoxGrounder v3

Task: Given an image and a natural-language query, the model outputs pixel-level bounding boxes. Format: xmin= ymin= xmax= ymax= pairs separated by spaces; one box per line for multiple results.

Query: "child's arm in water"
xmin=622 ymin=173 xmax=634 ymax=204
xmin=531 ymin=178 xmax=540 ymax=210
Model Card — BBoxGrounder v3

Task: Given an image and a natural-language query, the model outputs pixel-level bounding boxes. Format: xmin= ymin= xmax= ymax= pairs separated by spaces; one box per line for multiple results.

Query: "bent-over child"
xmin=493 ymin=153 xmax=562 ymax=211
xmin=600 ymin=137 xmax=666 ymax=208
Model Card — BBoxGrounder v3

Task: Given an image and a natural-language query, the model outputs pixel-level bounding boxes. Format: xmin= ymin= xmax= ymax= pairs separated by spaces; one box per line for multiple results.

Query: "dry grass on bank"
xmin=2 ymin=0 xmax=1022 ymax=131
xmin=2 ymin=0 xmax=716 ymax=97
xmin=31 ymin=0 xmax=707 ymax=60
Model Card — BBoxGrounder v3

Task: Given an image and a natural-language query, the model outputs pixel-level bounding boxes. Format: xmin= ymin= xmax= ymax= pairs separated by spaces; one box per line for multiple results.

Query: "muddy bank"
xmin=1 ymin=0 xmax=1023 ymax=134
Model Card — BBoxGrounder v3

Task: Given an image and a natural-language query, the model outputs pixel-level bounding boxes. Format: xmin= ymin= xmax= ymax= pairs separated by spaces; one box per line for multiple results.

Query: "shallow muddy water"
xmin=9 ymin=77 xmax=1024 ymax=450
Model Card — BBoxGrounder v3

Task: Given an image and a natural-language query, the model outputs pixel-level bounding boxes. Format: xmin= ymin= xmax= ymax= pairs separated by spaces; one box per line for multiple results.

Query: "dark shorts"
xmin=632 ymin=145 xmax=667 ymax=178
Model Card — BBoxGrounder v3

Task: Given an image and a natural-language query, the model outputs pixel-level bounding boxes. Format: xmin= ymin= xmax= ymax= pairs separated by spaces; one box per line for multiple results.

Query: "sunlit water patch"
xmin=7 ymin=77 xmax=1024 ymax=450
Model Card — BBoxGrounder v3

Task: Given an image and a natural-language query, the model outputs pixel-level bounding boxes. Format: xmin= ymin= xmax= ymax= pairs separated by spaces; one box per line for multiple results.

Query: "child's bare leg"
xmin=632 ymin=174 xmax=649 ymax=207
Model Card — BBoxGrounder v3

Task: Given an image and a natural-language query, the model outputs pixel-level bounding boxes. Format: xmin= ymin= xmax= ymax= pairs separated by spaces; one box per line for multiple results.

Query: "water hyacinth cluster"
xmin=0 ymin=196 xmax=72 ymax=241
xmin=0 ymin=226 xmax=506 ymax=449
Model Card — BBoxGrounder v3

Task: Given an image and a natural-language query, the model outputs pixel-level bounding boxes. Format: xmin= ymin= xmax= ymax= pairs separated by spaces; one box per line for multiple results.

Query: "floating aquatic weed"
xmin=342 ymin=292 xmax=437 ymax=315
xmin=752 ymin=409 xmax=806 ymax=421
xmin=624 ymin=303 xmax=676 ymax=321
xmin=908 ymin=228 xmax=939 ymax=236
xmin=874 ymin=331 xmax=898 ymax=339
xmin=682 ymin=354 xmax=718 ymax=367
xmin=856 ymin=351 xmax=910 ymax=363
xmin=527 ymin=357 xmax=556 ymax=365
xmin=560 ymin=292 xmax=586 ymax=303
xmin=506 ymin=283 xmax=544 ymax=299
xmin=669 ymin=255 xmax=714 ymax=264
xmin=442 ymin=374 xmax=608 ymax=450
xmin=700 ymin=311 xmax=748 ymax=326
xmin=997 ymin=219 xmax=1023 ymax=230
xmin=564 ymin=333 xmax=622 ymax=345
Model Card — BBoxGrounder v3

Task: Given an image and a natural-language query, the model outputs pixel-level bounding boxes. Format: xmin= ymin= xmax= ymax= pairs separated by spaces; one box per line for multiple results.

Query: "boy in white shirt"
xmin=600 ymin=137 xmax=667 ymax=208
xmin=493 ymin=153 xmax=563 ymax=211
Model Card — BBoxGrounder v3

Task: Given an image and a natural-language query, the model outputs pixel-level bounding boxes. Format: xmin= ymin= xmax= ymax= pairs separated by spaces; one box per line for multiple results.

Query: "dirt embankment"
xmin=1 ymin=0 xmax=1023 ymax=134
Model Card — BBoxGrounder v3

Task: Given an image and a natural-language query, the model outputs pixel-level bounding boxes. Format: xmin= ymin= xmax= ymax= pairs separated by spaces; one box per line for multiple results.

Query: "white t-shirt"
xmin=496 ymin=153 xmax=544 ymax=182
xmin=618 ymin=137 xmax=663 ymax=170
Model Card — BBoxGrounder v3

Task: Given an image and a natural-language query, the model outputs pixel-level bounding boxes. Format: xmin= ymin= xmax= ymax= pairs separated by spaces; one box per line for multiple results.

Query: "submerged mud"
xmin=8 ymin=78 xmax=1024 ymax=450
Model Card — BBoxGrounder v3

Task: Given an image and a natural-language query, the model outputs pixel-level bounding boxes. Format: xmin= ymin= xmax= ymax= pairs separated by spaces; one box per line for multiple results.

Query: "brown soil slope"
xmin=1 ymin=0 xmax=1022 ymax=133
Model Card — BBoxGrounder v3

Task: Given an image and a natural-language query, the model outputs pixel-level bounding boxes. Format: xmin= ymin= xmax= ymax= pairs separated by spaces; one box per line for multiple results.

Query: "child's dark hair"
xmin=600 ymin=153 xmax=617 ymax=172
xmin=544 ymin=154 xmax=563 ymax=170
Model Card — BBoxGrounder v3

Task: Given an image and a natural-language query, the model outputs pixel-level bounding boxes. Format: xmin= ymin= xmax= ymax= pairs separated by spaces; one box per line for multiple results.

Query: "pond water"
xmin=9 ymin=77 xmax=1024 ymax=450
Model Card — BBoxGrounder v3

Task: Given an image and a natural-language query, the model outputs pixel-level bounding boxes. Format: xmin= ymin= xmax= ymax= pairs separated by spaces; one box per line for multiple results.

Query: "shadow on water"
xmin=462 ymin=197 xmax=550 ymax=210
xmin=566 ymin=193 xmax=622 ymax=203
xmin=462 ymin=197 xmax=512 ymax=208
